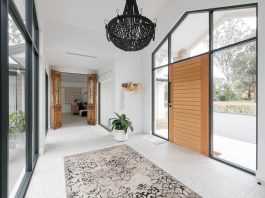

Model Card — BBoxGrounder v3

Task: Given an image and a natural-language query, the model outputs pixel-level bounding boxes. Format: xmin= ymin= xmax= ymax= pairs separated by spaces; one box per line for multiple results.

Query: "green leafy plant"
xmin=9 ymin=110 xmax=25 ymax=134
xmin=109 ymin=113 xmax=133 ymax=134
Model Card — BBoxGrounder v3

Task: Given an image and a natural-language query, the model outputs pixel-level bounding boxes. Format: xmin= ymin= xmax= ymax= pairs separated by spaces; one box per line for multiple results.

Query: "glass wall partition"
xmin=13 ymin=0 xmax=26 ymax=23
xmin=171 ymin=12 xmax=209 ymax=63
xmin=152 ymin=40 xmax=169 ymax=139
xmin=8 ymin=15 xmax=27 ymax=197
xmin=212 ymin=7 xmax=257 ymax=172
xmin=213 ymin=8 xmax=256 ymax=49
xmin=33 ymin=52 xmax=39 ymax=158
xmin=0 ymin=0 xmax=40 ymax=197
xmin=152 ymin=4 xmax=257 ymax=173
xmin=154 ymin=40 xmax=168 ymax=67
xmin=154 ymin=67 xmax=168 ymax=139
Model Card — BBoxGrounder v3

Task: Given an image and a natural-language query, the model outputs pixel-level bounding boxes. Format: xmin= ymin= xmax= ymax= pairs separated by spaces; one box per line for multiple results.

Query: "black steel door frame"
xmin=0 ymin=0 xmax=40 ymax=197
xmin=151 ymin=3 xmax=258 ymax=175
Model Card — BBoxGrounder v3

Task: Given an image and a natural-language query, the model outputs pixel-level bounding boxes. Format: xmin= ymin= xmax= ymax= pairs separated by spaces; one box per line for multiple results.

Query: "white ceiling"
xmin=36 ymin=0 xmax=166 ymax=72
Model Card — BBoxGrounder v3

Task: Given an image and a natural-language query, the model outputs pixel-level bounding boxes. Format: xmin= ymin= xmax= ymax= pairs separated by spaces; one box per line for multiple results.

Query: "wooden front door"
xmin=51 ymin=70 xmax=62 ymax=129
xmin=87 ymin=74 xmax=97 ymax=125
xmin=169 ymin=54 xmax=209 ymax=156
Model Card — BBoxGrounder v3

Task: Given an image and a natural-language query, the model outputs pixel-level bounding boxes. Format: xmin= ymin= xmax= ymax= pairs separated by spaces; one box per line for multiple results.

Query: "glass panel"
xmin=88 ymin=80 xmax=94 ymax=105
xmin=8 ymin=15 xmax=26 ymax=196
xmin=213 ymin=7 xmax=256 ymax=49
xmin=33 ymin=53 xmax=38 ymax=155
xmin=32 ymin=22 xmax=35 ymax=43
xmin=55 ymin=76 xmax=60 ymax=105
xmin=100 ymin=80 xmax=114 ymax=128
xmin=154 ymin=40 xmax=168 ymax=67
xmin=32 ymin=17 xmax=38 ymax=46
xmin=154 ymin=67 xmax=168 ymax=139
xmin=32 ymin=53 xmax=36 ymax=156
xmin=212 ymin=41 xmax=256 ymax=171
xmin=171 ymin=12 xmax=209 ymax=63
xmin=32 ymin=53 xmax=35 ymax=157
xmin=34 ymin=25 xmax=39 ymax=49
xmin=13 ymin=0 xmax=26 ymax=23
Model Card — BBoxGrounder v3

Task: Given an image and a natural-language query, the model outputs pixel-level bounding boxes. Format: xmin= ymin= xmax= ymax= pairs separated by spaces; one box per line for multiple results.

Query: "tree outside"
xmin=213 ymin=17 xmax=256 ymax=115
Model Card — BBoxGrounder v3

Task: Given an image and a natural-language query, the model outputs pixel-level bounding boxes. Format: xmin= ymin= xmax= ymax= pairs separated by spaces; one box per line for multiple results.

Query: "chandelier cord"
xmin=124 ymin=0 xmax=139 ymax=15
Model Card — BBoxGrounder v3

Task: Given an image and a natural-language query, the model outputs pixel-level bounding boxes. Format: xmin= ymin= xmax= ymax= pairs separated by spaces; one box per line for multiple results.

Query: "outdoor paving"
xmin=214 ymin=135 xmax=256 ymax=171
xmin=155 ymin=112 xmax=256 ymax=170
xmin=214 ymin=112 xmax=256 ymax=143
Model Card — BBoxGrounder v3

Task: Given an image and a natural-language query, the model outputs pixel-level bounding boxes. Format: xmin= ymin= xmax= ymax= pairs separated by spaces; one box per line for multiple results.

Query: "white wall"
xmin=140 ymin=0 xmax=265 ymax=182
xmin=98 ymin=55 xmax=143 ymax=133
xmin=61 ymin=82 xmax=87 ymax=113
xmin=38 ymin=29 xmax=50 ymax=154
xmin=114 ymin=53 xmax=142 ymax=133
xmin=99 ymin=79 xmax=113 ymax=127
xmin=98 ymin=61 xmax=115 ymax=126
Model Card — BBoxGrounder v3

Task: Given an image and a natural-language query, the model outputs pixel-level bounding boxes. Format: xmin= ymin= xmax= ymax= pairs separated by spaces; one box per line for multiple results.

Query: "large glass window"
xmin=212 ymin=7 xmax=257 ymax=172
xmin=212 ymin=41 xmax=256 ymax=171
xmin=1 ymin=0 xmax=40 ymax=197
xmin=154 ymin=67 xmax=168 ymax=139
xmin=213 ymin=8 xmax=256 ymax=49
xmin=171 ymin=12 xmax=209 ymax=63
xmin=154 ymin=40 xmax=168 ymax=67
xmin=13 ymin=0 xmax=26 ymax=23
xmin=8 ymin=15 xmax=26 ymax=196
xmin=152 ymin=4 xmax=257 ymax=173
xmin=33 ymin=53 xmax=39 ymax=156
xmin=32 ymin=52 xmax=39 ymax=157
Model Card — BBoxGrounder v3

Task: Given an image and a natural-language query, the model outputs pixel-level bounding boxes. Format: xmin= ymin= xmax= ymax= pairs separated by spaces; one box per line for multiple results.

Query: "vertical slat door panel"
xmin=169 ymin=54 xmax=209 ymax=155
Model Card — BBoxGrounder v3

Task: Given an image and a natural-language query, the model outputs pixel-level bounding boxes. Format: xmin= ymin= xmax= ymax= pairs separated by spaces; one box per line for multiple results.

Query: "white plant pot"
xmin=113 ymin=129 xmax=128 ymax=142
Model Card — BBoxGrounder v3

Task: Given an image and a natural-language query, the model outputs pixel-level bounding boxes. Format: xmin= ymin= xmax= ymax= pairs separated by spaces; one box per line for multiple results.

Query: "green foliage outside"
xmin=109 ymin=113 xmax=134 ymax=134
xmin=214 ymin=101 xmax=256 ymax=116
xmin=9 ymin=110 xmax=25 ymax=134
xmin=213 ymin=18 xmax=256 ymax=106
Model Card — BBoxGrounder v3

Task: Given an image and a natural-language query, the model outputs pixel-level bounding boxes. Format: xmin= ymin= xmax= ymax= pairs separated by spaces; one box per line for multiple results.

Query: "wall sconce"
xmin=122 ymin=82 xmax=142 ymax=91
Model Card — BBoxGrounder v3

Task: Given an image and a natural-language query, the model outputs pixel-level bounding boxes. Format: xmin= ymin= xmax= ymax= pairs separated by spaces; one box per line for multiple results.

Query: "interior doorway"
xmin=50 ymin=71 xmax=98 ymax=128
xmin=60 ymin=72 xmax=88 ymax=127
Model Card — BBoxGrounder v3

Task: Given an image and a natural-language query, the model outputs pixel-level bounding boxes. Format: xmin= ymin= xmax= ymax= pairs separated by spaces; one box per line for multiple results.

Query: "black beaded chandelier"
xmin=105 ymin=0 xmax=156 ymax=52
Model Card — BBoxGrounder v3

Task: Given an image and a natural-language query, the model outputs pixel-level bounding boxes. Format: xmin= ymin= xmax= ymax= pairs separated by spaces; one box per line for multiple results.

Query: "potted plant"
xmin=9 ymin=110 xmax=26 ymax=150
xmin=109 ymin=113 xmax=133 ymax=142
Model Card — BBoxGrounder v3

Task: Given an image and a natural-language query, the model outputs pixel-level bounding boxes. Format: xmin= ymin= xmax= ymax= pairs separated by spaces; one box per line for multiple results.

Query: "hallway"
xmin=25 ymin=125 xmax=264 ymax=198
xmin=62 ymin=113 xmax=87 ymax=127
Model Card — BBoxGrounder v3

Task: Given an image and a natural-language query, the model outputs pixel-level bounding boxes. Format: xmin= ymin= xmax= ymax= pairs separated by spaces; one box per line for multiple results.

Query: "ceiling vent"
xmin=66 ymin=52 xmax=97 ymax=59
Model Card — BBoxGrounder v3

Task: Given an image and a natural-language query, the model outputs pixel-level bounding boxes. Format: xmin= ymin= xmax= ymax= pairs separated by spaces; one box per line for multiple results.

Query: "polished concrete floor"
xmin=62 ymin=112 xmax=87 ymax=127
xmin=9 ymin=134 xmax=26 ymax=198
xmin=26 ymin=122 xmax=265 ymax=198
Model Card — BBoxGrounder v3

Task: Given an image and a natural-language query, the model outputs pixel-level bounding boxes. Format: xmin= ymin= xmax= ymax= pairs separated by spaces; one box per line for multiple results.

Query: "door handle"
xmin=168 ymin=82 xmax=171 ymax=107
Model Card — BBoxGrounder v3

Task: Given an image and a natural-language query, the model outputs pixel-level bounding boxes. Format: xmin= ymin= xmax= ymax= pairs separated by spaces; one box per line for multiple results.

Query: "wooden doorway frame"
xmin=87 ymin=74 xmax=97 ymax=125
xmin=50 ymin=71 xmax=98 ymax=128
xmin=51 ymin=70 xmax=62 ymax=129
